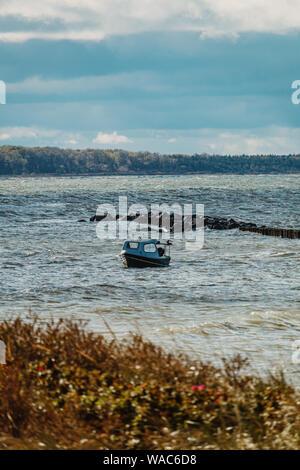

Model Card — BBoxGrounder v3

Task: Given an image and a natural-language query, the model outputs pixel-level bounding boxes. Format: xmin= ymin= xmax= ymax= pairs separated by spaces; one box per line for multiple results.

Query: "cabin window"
xmin=127 ymin=242 xmax=139 ymax=249
xmin=143 ymin=243 xmax=156 ymax=253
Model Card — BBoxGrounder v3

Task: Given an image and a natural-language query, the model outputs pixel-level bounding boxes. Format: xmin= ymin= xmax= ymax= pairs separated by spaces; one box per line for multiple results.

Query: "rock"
xmin=90 ymin=214 xmax=107 ymax=222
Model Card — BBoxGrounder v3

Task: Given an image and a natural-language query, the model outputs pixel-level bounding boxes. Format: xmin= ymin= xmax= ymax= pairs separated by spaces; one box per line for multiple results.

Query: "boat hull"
xmin=121 ymin=253 xmax=170 ymax=268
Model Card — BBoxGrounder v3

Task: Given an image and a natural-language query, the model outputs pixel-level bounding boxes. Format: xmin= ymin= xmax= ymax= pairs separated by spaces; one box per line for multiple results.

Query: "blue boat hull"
xmin=121 ymin=253 xmax=170 ymax=268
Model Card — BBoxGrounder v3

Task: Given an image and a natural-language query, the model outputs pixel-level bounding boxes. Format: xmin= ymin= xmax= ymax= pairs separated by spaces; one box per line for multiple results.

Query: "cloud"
xmin=117 ymin=126 xmax=300 ymax=154
xmin=93 ymin=131 xmax=133 ymax=145
xmin=7 ymin=71 xmax=163 ymax=97
xmin=0 ymin=126 xmax=130 ymax=148
xmin=1 ymin=125 xmax=300 ymax=155
xmin=1 ymin=1 xmax=300 ymax=42
xmin=0 ymin=133 xmax=11 ymax=140
xmin=0 ymin=127 xmax=37 ymax=140
xmin=0 ymin=126 xmax=79 ymax=146
xmin=0 ymin=30 xmax=106 ymax=43
xmin=65 ymin=139 xmax=78 ymax=146
xmin=164 ymin=126 xmax=300 ymax=155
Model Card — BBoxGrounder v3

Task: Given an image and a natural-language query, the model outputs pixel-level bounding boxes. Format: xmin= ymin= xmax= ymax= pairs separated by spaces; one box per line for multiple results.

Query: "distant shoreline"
xmin=1 ymin=145 xmax=299 ymax=176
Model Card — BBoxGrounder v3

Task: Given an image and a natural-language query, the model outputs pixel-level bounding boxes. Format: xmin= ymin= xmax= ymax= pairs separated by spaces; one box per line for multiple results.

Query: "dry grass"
xmin=0 ymin=317 xmax=299 ymax=450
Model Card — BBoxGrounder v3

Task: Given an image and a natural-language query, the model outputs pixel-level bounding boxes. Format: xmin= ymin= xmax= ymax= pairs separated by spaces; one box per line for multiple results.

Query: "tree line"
xmin=0 ymin=145 xmax=299 ymax=175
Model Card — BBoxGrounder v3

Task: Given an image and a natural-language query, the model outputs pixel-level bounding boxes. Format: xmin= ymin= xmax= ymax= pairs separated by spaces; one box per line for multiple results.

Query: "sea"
xmin=0 ymin=174 xmax=299 ymax=384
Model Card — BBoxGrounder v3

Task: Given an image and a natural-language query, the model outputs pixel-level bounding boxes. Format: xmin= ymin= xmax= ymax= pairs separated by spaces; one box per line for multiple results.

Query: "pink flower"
xmin=215 ymin=391 xmax=222 ymax=396
xmin=38 ymin=366 xmax=43 ymax=371
xmin=191 ymin=385 xmax=206 ymax=391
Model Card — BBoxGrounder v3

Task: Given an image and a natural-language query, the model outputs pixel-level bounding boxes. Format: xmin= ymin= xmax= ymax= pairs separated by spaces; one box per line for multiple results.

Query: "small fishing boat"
xmin=120 ymin=239 xmax=172 ymax=268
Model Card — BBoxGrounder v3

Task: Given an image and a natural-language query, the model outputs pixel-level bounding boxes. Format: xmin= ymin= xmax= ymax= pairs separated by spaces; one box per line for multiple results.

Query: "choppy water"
xmin=0 ymin=175 xmax=299 ymax=384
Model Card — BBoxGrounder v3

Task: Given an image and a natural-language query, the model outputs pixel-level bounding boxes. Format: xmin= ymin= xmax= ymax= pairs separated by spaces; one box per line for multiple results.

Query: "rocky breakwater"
xmin=89 ymin=212 xmax=300 ymax=239
xmin=239 ymin=224 xmax=300 ymax=239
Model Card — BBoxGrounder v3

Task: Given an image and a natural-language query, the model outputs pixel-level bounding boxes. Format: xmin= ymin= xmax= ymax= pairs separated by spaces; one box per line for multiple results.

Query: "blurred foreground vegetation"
xmin=0 ymin=317 xmax=299 ymax=450
xmin=1 ymin=145 xmax=300 ymax=175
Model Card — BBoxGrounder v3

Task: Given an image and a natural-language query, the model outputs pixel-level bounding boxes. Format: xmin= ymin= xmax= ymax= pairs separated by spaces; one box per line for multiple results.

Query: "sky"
xmin=1 ymin=0 xmax=300 ymax=154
